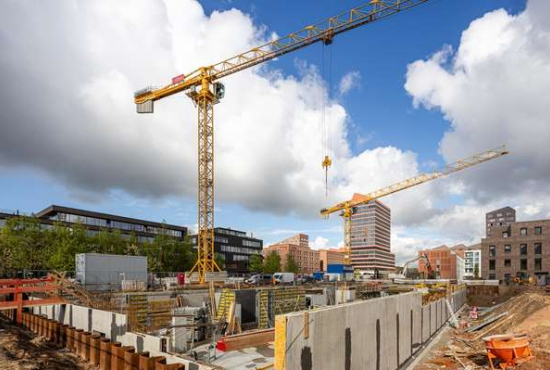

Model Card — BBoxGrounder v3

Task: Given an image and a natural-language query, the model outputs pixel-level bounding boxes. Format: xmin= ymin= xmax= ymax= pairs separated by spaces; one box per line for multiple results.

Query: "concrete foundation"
xmin=275 ymin=290 xmax=467 ymax=370
xmin=31 ymin=303 xmax=210 ymax=369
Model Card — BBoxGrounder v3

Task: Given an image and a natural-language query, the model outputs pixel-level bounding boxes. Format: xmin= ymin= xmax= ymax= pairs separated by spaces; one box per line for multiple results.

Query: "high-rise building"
xmin=263 ymin=234 xmax=320 ymax=274
xmin=350 ymin=200 xmax=395 ymax=271
xmin=486 ymin=207 xmax=516 ymax=237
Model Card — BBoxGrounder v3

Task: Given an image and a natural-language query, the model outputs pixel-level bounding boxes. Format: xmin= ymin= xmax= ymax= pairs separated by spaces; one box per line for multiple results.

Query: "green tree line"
xmin=0 ymin=217 xmax=200 ymax=275
xmin=249 ymin=251 xmax=299 ymax=274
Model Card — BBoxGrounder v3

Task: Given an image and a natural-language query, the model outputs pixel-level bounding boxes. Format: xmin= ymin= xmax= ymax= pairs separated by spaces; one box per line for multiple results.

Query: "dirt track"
xmin=0 ymin=314 xmax=94 ymax=370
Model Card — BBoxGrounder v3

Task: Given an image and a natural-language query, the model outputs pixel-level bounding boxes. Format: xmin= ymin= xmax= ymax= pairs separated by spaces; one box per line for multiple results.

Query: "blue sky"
xmin=2 ymin=0 xmax=544 ymax=262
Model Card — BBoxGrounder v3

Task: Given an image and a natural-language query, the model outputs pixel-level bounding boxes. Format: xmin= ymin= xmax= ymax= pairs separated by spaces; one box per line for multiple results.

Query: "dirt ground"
xmin=0 ymin=315 xmax=95 ymax=370
xmin=414 ymin=287 xmax=550 ymax=370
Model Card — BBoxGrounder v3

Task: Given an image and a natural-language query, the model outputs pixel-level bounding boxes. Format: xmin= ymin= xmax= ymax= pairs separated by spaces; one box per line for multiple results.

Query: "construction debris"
xmin=414 ymin=287 xmax=550 ymax=370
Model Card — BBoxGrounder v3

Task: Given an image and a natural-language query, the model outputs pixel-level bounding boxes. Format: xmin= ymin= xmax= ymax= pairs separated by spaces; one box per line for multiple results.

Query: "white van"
xmin=273 ymin=272 xmax=294 ymax=284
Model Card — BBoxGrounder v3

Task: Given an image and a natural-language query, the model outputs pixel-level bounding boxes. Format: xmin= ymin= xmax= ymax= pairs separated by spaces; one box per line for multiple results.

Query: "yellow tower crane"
xmin=134 ymin=0 xmax=432 ymax=283
xmin=320 ymin=146 xmax=509 ymax=265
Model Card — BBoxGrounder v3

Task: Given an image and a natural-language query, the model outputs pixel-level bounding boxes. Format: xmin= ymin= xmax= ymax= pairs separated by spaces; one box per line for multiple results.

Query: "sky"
xmin=1 ymin=0 xmax=548 ymax=264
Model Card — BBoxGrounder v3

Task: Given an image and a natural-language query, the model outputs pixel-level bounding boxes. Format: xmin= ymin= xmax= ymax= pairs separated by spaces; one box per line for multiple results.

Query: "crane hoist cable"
xmin=321 ymin=39 xmax=334 ymax=197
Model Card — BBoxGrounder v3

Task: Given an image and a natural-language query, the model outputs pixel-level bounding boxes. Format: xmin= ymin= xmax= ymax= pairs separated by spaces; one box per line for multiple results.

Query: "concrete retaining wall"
xmin=276 ymin=290 xmax=467 ymax=370
xmin=31 ymin=303 xmax=209 ymax=369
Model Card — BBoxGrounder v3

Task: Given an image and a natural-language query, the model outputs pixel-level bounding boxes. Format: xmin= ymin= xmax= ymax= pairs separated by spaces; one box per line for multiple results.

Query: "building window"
xmin=504 ymin=259 xmax=511 ymax=267
xmin=520 ymin=259 xmax=527 ymax=270
xmin=520 ymin=228 xmax=527 ymax=236
xmin=489 ymin=245 xmax=496 ymax=257
xmin=502 ymin=231 xmax=509 ymax=238
xmin=504 ymin=273 xmax=511 ymax=282
xmin=489 ymin=260 xmax=496 ymax=270
xmin=520 ymin=244 xmax=527 ymax=255
xmin=535 ymin=258 xmax=542 ymax=271
xmin=489 ymin=273 xmax=496 ymax=280
xmin=504 ymin=245 xmax=512 ymax=253
xmin=534 ymin=243 xmax=542 ymax=255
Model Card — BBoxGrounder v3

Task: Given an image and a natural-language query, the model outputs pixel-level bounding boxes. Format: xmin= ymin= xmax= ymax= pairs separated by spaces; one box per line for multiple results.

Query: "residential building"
xmin=350 ymin=200 xmax=395 ymax=272
xmin=318 ymin=249 xmax=345 ymax=272
xmin=1 ymin=205 xmax=187 ymax=244
xmin=486 ymin=207 xmax=516 ymax=237
xmin=463 ymin=244 xmax=482 ymax=279
xmin=189 ymin=227 xmax=263 ymax=275
xmin=263 ymin=234 xmax=320 ymax=274
xmin=481 ymin=218 xmax=549 ymax=281
xmin=418 ymin=245 xmax=465 ymax=280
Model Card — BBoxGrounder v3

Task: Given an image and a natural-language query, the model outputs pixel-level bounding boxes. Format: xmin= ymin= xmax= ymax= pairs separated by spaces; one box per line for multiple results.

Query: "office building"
xmin=0 ymin=205 xmax=187 ymax=244
xmin=350 ymin=200 xmax=395 ymax=272
xmin=418 ymin=245 xmax=465 ymax=280
xmin=263 ymin=234 xmax=319 ymax=274
xmin=486 ymin=207 xmax=516 ymax=237
xmin=481 ymin=215 xmax=549 ymax=282
xmin=189 ymin=227 xmax=263 ymax=275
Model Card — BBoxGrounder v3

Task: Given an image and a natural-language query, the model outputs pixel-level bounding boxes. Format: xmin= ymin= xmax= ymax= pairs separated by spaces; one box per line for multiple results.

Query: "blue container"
xmin=313 ymin=272 xmax=324 ymax=281
xmin=327 ymin=264 xmax=353 ymax=274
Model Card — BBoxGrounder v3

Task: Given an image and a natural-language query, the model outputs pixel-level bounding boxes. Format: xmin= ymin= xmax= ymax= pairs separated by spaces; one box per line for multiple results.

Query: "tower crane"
xmin=320 ymin=146 xmax=509 ymax=264
xmin=134 ymin=0 xmax=431 ymax=283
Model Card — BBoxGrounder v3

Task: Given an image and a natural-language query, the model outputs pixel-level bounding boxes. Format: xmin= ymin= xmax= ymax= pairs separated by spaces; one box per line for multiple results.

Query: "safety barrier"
xmin=5 ymin=311 xmax=187 ymax=370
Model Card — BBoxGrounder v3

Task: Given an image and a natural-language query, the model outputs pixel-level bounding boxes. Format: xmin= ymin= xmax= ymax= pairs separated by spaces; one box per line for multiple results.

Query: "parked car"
xmin=245 ymin=274 xmax=272 ymax=285
xmin=273 ymin=272 xmax=295 ymax=284
xmin=297 ymin=276 xmax=316 ymax=284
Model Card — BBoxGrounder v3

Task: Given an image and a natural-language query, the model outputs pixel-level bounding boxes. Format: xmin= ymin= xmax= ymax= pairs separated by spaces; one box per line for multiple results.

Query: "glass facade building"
xmin=189 ymin=227 xmax=263 ymax=274
xmin=0 ymin=205 xmax=187 ymax=244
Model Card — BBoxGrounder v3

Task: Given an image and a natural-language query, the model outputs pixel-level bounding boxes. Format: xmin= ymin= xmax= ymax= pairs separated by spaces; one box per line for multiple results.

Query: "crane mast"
xmin=135 ymin=0 xmax=431 ymax=283
xmin=321 ymin=146 xmax=509 ymax=265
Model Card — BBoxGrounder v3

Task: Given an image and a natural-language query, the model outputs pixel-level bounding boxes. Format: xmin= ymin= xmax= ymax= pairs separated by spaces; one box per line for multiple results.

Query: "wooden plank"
xmin=217 ymin=328 xmax=275 ymax=351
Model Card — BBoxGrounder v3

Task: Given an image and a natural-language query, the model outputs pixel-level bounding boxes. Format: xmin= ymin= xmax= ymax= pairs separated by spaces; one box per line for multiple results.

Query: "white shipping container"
xmin=75 ymin=253 xmax=147 ymax=290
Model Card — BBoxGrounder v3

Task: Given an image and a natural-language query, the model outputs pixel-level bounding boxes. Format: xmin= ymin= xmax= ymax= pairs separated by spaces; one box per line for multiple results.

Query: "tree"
xmin=263 ymin=251 xmax=281 ymax=274
xmin=47 ymin=222 xmax=88 ymax=271
xmin=0 ymin=217 xmax=51 ymax=273
xmin=474 ymin=265 xmax=479 ymax=280
xmin=249 ymin=253 xmax=264 ymax=273
xmin=284 ymin=254 xmax=299 ymax=273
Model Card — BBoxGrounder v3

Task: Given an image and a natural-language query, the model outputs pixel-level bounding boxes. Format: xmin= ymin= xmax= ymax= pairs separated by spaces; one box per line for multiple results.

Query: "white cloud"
xmin=0 ymin=0 xmax=434 ymax=224
xmin=309 ymin=236 xmax=330 ymax=250
xmin=338 ymin=71 xmax=361 ymax=96
xmin=405 ymin=0 xmax=550 ymax=209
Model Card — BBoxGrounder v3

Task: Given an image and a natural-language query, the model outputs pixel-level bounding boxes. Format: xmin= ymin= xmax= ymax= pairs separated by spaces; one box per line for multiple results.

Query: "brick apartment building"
xmin=263 ymin=234 xmax=320 ymax=274
xmin=318 ymin=249 xmax=345 ymax=271
xmin=486 ymin=206 xmax=516 ymax=237
xmin=481 ymin=209 xmax=549 ymax=281
xmin=418 ymin=245 xmax=465 ymax=280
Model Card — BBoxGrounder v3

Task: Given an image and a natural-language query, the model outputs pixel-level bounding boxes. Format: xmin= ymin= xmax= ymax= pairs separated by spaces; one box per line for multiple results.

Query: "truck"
xmin=273 ymin=272 xmax=294 ymax=284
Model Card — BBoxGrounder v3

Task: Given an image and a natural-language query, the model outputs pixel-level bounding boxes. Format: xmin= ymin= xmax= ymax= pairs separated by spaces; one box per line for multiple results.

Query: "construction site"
xmin=1 ymin=0 xmax=548 ymax=369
